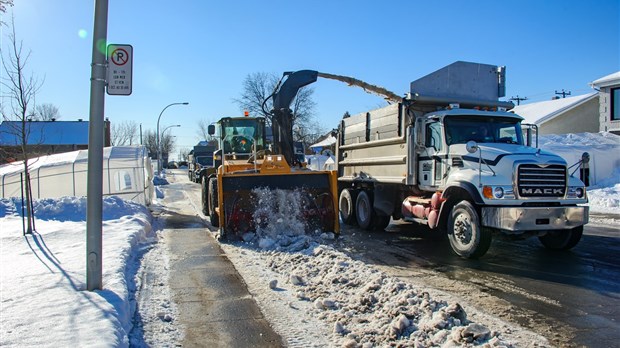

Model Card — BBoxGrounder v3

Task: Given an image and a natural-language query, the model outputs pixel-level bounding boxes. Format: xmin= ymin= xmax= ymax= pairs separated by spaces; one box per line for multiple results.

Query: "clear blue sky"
xmin=3 ymin=0 xmax=619 ymax=151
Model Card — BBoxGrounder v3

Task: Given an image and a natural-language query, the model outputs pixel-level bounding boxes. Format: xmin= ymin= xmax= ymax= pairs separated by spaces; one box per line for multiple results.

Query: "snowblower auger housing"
xmin=203 ymin=70 xmax=339 ymax=240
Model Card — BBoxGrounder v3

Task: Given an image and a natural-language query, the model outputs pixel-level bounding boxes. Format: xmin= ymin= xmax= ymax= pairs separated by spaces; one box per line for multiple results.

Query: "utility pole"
xmin=510 ymin=95 xmax=528 ymax=106
xmin=555 ymin=89 xmax=571 ymax=98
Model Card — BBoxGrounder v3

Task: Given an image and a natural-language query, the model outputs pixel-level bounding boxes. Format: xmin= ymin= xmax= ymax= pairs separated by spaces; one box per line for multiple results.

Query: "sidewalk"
xmin=154 ymin=181 xmax=283 ymax=347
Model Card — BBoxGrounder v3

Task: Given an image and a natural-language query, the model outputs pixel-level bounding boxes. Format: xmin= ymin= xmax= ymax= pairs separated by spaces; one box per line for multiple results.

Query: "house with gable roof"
xmin=510 ymin=92 xmax=599 ymax=135
xmin=0 ymin=119 xmax=111 ymax=164
xmin=590 ymin=71 xmax=620 ymax=135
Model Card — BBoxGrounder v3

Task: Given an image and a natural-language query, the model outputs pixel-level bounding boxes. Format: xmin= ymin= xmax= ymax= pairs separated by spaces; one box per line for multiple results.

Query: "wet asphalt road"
xmin=338 ymin=217 xmax=620 ymax=348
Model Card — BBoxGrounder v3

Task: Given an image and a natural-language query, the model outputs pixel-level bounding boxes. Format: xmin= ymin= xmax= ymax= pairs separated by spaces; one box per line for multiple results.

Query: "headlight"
xmin=483 ymin=185 xmax=515 ymax=199
xmin=567 ymin=186 xmax=586 ymax=199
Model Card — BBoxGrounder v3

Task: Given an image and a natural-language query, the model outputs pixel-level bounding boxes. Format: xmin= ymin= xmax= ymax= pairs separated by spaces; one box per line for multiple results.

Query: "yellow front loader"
xmin=201 ymin=71 xmax=339 ymax=240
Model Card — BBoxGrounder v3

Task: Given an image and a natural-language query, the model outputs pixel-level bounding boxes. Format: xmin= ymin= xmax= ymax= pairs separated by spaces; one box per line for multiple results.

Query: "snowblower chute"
xmin=202 ymin=70 xmax=339 ymax=240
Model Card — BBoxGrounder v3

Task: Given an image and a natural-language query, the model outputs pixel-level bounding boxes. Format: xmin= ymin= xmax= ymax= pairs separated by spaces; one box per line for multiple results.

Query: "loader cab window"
xmin=221 ymin=118 xmax=265 ymax=154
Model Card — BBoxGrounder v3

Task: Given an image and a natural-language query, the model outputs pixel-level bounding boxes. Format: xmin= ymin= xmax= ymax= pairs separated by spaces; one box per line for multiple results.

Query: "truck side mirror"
xmin=466 ymin=140 xmax=479 ymax=154
xmin=208 ymin=124 xmax=215 ymax=135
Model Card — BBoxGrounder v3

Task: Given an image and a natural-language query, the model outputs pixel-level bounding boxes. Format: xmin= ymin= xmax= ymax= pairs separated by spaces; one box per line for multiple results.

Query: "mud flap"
xmin=219 ymin=171 xmax=338 ymax=239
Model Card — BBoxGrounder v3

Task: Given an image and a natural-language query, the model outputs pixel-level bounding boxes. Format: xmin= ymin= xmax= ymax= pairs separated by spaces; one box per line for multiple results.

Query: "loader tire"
xmin=208 ymin=177 xmax=219 ymax=228
xmin=355 ymin=190 xmax=376 ymax=230
xmin=339 ymin=189 xmax=357 ymax=225
xmin=201 ymin=176 xmax=209 ymax=215
xmin=538 ymin=226 xmax=583 ymax=250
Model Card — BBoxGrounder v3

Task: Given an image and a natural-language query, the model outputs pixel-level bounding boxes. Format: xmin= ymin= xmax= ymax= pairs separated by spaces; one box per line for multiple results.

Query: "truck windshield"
xmin=221 ymin=118 xmax=265 ymax=154
xmin=195 ymin=156 xmax=213 ymax=166
xmin=444 ymin=116 xmax=524 ymax=145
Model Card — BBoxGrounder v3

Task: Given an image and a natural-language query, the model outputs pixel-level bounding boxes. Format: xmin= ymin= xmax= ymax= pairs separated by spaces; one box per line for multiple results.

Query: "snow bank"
xmin=539 ymin=132 xmax=620 ymax=186
xmin=0 ymin=196 xmax=154 ymax=347
xmin=226 ymin=188 xmax=533 ymax=347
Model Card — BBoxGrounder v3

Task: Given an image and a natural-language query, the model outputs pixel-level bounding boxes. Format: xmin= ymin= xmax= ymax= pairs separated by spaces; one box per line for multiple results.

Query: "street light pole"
xmin=157 ymin=102 xmax=188 ymax=175
xmin=160 ymin=124 xmax=180 ymax=168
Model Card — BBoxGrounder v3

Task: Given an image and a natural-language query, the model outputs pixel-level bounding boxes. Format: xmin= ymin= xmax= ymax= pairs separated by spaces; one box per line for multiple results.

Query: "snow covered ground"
xmin=1 ymin=133 xmax=618 ymax=347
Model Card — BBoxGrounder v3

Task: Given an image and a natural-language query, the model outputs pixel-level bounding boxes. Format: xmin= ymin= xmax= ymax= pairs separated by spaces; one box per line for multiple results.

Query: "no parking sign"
xmin=107 ymin=44 xmax=133 ymax=96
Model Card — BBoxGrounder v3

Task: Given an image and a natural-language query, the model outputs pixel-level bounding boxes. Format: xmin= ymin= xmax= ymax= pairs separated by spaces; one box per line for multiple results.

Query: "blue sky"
xmin=3 ymin=0 xmax=619 ymax=151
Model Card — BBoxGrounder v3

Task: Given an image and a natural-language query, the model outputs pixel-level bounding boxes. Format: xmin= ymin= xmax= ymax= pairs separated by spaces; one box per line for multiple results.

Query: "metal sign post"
xmin=87 ymin=2 xmax=134 ymax=291
xmin=86 ymin=0 xmax=109 ymax=291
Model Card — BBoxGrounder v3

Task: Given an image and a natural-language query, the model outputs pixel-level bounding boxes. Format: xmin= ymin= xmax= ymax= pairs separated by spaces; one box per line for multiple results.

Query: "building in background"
xmin=0 ymin=119 xmax=111 ymax=164
xmin=511 ymin=93 xmax=599 ymax=135
xmin=590 ymin=71 xmax=620 ymax=135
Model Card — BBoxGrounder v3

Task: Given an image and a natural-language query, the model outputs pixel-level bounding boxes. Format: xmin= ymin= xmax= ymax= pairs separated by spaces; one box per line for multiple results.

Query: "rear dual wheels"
xmin=339 ymin=189 xmax=390 ymax=231
xmin=339 ymin=189 xmax=357 ymax=225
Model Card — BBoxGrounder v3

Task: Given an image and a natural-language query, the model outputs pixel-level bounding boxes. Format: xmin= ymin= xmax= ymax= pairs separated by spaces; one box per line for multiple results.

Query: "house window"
xmin=613 ymin=87 xmax=620 ymax=121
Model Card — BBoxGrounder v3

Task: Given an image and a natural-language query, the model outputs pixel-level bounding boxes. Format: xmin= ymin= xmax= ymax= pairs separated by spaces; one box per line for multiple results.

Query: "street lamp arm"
xmin=156 ymin=102 xmax=188 ymax=174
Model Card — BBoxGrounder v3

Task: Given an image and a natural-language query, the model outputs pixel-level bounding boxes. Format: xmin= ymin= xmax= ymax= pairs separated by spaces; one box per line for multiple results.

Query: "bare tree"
xmin=233 ymin=72 xmax=319 ymax=143
xmin=178 ymin=147 xmax=190 ymax=162
xmin=110 ymin=120 xmax=138 ymax=146
xmin=143 ymin=129 xmax=175 ymax=161
xmin=233 ymin=72 xmax=278 ymax=119
xmin=34 ymin=103 xmax=60 ymax=121
xmin=0 ymin=17 xmax=43 ymax=234
xmin=196 ymin=119 xmax=217 ymax=141
xmin=0 ymin=0 xmax=13 ymax=25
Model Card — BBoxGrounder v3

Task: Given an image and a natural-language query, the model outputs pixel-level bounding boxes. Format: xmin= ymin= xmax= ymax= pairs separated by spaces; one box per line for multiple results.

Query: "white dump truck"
xmin=336 ymin=61 xmax=589 ymax=258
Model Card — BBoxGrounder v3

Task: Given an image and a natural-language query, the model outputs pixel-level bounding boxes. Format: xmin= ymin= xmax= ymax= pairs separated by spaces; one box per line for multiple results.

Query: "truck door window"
xmin=425 ymin=122 xmax=442 ymax=151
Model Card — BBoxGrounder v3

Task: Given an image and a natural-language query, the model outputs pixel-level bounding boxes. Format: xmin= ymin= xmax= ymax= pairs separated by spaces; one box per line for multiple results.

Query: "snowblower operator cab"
xmin=208 ymin=116 xmax=267 ymax=163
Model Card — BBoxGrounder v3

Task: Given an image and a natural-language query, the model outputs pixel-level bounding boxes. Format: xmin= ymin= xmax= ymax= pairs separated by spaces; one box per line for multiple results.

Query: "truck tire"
xmin=538 ymin=226 xmax=583 ymax=250
xmin=447 ymin=200 xmax=491 ymax=259
xmin=355 ymin=190 xmax=375 ymax=230
xmin=208 ymin=177 xmax=220 ymax=227
xmin=339 ymin=189 xmax=357 ymax=225
xmin=373 ymin=215 xmax=390 ymax=231
xmin=201 ymin=177 xmax=209 ymax=215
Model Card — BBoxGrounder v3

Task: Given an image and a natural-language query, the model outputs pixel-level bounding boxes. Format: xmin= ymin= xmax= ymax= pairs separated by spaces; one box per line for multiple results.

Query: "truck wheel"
xmin=339 ymin=189 xmax=357 ymax=225
xmin=208 ymin=177 xmax=220 ymax=227
xmin=373 ymin=215 xmax=390 ymax=231
xmin=201 ymin=177 xmax=209 ymax=215
xmin=538 ymin=226 xmax=583 ymax=250
xmin=447 ymin=201 xmax=491 ymax=259
xmin=355 ymin=190 xmax=375 ymax=230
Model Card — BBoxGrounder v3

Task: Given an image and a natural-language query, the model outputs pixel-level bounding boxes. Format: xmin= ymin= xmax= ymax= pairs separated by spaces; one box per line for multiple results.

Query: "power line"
xmin=555 ymin=89 xmax=572 ymax=98
xmin=510 ymin=95 xmax=528 ymax=105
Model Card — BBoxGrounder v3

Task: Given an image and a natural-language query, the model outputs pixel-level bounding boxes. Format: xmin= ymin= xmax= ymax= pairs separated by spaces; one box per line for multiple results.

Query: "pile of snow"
xmin=0 ymin=196 xmax=155 ymax=347
xmin=268 ymin=242 xmax=508 ymax=346
xmin=539 ymin=132 xmax=620 ymax=187
xmin=224 ymin=188 xmax=529 ymax=347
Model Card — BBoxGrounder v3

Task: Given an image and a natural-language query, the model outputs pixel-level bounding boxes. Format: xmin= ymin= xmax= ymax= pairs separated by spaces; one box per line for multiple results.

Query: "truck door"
xmin=419 ymin=121 xmax=445 ymax=188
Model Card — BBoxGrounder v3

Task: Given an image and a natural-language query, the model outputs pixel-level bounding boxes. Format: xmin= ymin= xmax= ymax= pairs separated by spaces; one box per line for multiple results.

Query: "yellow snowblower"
xmin=201 ymin=70 xmax=339 ymax=240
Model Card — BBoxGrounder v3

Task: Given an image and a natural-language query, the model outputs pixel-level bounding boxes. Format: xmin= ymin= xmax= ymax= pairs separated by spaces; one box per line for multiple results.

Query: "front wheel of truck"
xmin=538 ymin=226 xmax=583 ymax=250
xmin=447 ymin=200 xmax=491 ymax=259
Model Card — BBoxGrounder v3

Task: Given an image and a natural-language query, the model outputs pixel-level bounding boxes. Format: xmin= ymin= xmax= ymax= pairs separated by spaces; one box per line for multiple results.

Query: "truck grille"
xmin=517 ymin=164 xmax=566 ymax=198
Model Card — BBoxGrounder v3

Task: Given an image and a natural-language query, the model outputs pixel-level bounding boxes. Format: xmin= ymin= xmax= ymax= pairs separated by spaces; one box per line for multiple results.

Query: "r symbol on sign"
xmin=111 ymin=48 xmax=129 ymax=66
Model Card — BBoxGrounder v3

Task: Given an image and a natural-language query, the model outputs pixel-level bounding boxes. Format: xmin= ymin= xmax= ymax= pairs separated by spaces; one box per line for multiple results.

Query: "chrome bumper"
xmin=481 ymin=206 xmax=589 ymax=232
